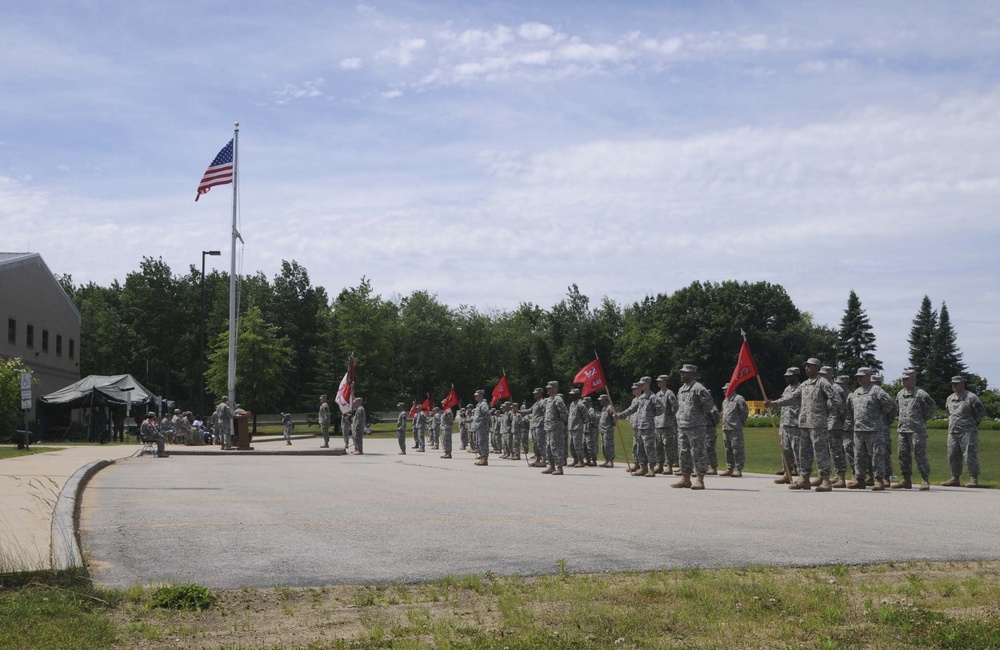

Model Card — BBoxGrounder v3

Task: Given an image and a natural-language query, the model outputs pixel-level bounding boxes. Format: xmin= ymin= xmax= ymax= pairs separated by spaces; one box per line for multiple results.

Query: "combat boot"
xmin=719 ymin=468 xmax=733 ymax=477
xmin=941 ymin=475 xmax=960 ymax=487
xmin=552 ymin=465 xmax=564 ymax=475
xmin=663 ymin=464 xmax=674 ymax=475
xmin=871 ymin=479 xmax=884 ymax=491
xmin=654 ymin=462 xmax=664 ymax=474
xmin=691 ymin=474 xmax=705 ymax=490
xmin=891 ymin=474 xmax=912 ymax=489
xmin=441 ymin=453 xmax=452 ymax=459
xmin=541 ymin=462 xmax=555 ymax=474
xmin=831 ymin=471 xmax=847 ymax=488
xmin=919 ymin=475 xmax=930 ymax=491
xmin=810 ymin=476 xmax=822 ymax=487
xmin=599 ymin=461 xmax=610 ymax=468
xmin=607 ymin=461 xmax=614 ymax=468
xmin=846 ymin=477 xmax=866 ymax=489
xmin=573 ymin=458 xmax=585 ymax=468
xmin=774 ymin=469 xmax=786 ymax=475
xmin=815 ymin=474 xmax=832 ymax=492
xmin=865 ymin=474 xmax=875 ymax=487
xmin=645 ymin=467 xmax=657 ymax=478
xmin=474 ymin=458 xmax=488 ymax=466
xmin=732 ymin=469 xmax=743 ymax=478
xmin=706 ymin=466 xmax=718 ymax=475
xmin=965 ymin=476 xmax=979 ymax=488
xmin=632 ymin=464 xmax=647 ymax=477
xmin=671 ymin=474 xmax=692 ymax=489
xmin=774 ymin=475 xmax=791 ymax=484
xmin=789 ymin=475 xmax=811 ymax=490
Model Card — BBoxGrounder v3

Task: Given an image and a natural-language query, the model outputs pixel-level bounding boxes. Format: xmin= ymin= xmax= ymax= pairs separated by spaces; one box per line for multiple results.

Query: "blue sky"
xmin=3 ymin=1 xmax=1000 ymax=383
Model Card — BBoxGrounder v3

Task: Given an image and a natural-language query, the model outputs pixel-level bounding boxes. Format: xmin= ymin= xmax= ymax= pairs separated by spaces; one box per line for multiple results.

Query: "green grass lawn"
xmin=0 ymin=446 xmax=61 ymax=460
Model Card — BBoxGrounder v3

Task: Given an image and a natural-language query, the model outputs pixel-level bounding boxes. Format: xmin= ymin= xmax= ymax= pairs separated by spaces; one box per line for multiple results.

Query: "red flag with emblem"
xmin=491 ymin=375 xmax=511 ymax=407
xmin=408 ymin=401 xmax=419 ymax=418
xmin=726 ymin=339 xmax=759 ymax=398
xmin=442 ymin=386 xmax=459 ymax=411
xmin=573 ymin=358 xmax=607 ymax=397
xmin=421 ymin=397 xmax=433 ymax=412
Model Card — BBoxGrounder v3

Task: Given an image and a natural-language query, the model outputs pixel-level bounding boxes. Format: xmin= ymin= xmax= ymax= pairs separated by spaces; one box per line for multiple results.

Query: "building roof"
xmin=0 ymin=252 xmax=81 ymax=321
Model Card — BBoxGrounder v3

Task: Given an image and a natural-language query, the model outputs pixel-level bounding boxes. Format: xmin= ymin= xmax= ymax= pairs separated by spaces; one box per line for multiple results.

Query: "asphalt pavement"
xmin=79 ymin=437 xmax=1000 ymax=589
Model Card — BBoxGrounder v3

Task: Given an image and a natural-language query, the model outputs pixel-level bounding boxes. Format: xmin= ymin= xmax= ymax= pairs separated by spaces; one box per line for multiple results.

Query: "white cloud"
xmin=378 ymin=38 xmax=427 ymax=66
xmin=273 ymin=78 xmax=324 ymax=105
xmin=339 ymin=57 xmax=363 ymax=70
xmin=555 ymin=41 xmax=622 ymax=64
xmin=380 ymin=89 xmax=403 ymax=99
xmin=517 ymin=22 xmax=556 ymax=41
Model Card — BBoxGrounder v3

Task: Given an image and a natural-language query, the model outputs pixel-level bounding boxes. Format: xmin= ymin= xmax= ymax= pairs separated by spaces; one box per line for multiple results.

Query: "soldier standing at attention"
xmin=215 ymin=396 xmax=233 ymax=451
xmin=624 ymin=383 xmax=641 ymax=472
xmin=819 ymin=367 xmax=850 ymax=488
xmin=942 ymin=375 xmax=986 ymax=488
xmin=441 ymin=400 xmax=455 ymax=459
xmin=720 ymin=382 xmax=748 ymax=477
xmin=526 ymin=388 xmax=547 ymax=467
xmin=871 ymin=373 xmax=898 ymax=488
xmin=518 ymin=403 xmax=531 ymax=456
xmin=413 ymin=406 xmax=427 ymax=452
xmin=673 ymin=365 xmax=714 ymax=490
xmin=893 ymin=369 xmax=935 ymax=490
xmin=837 ymin=375 xmax=855 ymax=474
xmin=472 ymin=389 xmax=491 ymax=466
xmin=618 ymin=376 xmax=665 ymax=477
xmin=350 ymin=397 xmax=366 ymax=455
xmin=846 ymin=368 xmax=895 ymax=490
xmin=396 ymin=402 xmax=408 ymax=455
xmin=567 ymin=388 xmax=587 ymax=468
xmin=499 ymin=402 xmax=513 ymax=459
xmin=773 ymin=368 xmax=801 ymax=483
xmin=542 ymin=380 xmax=568 ymax=475
xmin=583 ymin=396 xmax=599 ymax=466
xmin=705 ymin=389 xmax=721 ymax=475
xmin=429 ymin=407 xmax=441 ymax=450
xmin=597 ymin=393 xmax=616 ymax=467
xmin=655 ymin=375 xmax=679 ymax=475
xmin=766 ymin=358 xmax=842 ymax=492
xmin=458 ymin=405 xmax=468 ymax=451
xmin=318 ymin=395 xmax=331 ymax=449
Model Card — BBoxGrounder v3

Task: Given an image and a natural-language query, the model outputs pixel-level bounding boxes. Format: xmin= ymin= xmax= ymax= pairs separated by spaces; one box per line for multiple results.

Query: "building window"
xmin=42 ymin=330 xmax=49 ymax=353
xmin=56 ymin=334 xmax=63 ymax=357
xmin=6 ymin=319 xmax=13 ymax=344
xmin=69 ymin=339 xmax=75 ymax=360
xmin=26 ymin=324 xmax=34 ymax=349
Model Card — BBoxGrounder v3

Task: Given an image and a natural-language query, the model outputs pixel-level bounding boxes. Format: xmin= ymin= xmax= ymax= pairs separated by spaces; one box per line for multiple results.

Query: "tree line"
xmin=51 ymin=258 xmax=991 ymax=420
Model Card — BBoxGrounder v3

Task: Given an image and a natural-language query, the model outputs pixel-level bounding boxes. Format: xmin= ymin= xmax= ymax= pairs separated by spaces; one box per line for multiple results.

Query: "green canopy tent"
xmin=38 ymin=374 xmax=157 ymax=441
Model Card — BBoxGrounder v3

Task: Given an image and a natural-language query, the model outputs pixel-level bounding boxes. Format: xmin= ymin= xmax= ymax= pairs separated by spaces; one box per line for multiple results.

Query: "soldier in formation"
xmin=396 ymin=402 xmax=408 ymax=455
xmin=350 ymin=397 xmax=366 ymax=455
xmin=441 ymin=401 xmax=455 ymax=459
xmin=942 ymin=375 xmax=986 ymax=488
xmin=893 ymin=369 xmax=935 ymax=489
xmin=720 ymin=382 xmax=748 ymax=477
xmin=673 ymin=364 xmax=715 ymax=490
xmin=617 ymin=376 xmax=665 ymax=477
xmin=472 ymin=389 xmax=491 ymax=466
xmin=773 ymin=368 xmax=801 ymax=483
xmin=597 ymin=393 xmax=616 ymax=467
xmin=215 ymin=396 xmax=233 ymax=450
xmin=655 ymin=375 xmax=679 ymax=475
xmin=542 ymin=380 xmax=568 ymax=475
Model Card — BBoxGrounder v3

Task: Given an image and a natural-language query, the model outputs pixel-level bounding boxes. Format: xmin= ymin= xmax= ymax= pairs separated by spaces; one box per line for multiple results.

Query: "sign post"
xmin=19 ymin=371 xmax=32 ymax=449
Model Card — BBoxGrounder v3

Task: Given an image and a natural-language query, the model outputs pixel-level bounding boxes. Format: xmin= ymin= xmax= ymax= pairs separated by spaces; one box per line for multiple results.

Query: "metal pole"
xmin=227 ymin=122 xmax=239 ymax=407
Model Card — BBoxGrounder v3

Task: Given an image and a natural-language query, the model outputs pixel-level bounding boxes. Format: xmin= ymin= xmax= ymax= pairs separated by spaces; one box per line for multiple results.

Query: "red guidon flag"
xmin=408 ymin=401 xmax=419 ymax=418
xmin=442 ymin=387 xmax=459 ymax=411
xmin=491 ymin=375 xmax=511 ymax=407
xmin=726 ymin=339 xmax=759 ymax=398
xmin=421 ymin=397 xmax=433 ymax=412
xmin=573 ymin=358 xmax=607 ymax=397
xmin=335 ymin=354 xmax=355 ymax=414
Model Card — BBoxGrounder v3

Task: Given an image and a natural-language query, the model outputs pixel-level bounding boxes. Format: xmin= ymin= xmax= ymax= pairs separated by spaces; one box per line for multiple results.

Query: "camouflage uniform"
xmin=413 ymin=410 xmax=427 ymax=452
xmin=826 ymin=381 xmax=849 ymax=475
xmin=584 ymin=399 xmax=599 ymax=464
xmin=676 ymin=379 xmax=715 ymax=476
xmin=159 ymin=415 xmax=175 ymax=444
xmin=174 ymin=414 xmax=193 ymax=445
xmin=896 ymin=386 xmax=935 ymax=480
xmin=619 ymin=390 xmax=665 ymax=471
xmin=850 ymin=383 xmax=895 ymax=481
xmin=599 ymin=402 xmax=616 ymax=462
xmin=946 ymin=389 xmax=985 ymax=479
xmin=351 ymin=403 xmax=366 ymax=453
xmin=722 ymin=393 xmax=749 ymax=471
xmin=544 ymin=392 xmax=569 ymax=468
xmin=568 ymin=396 xmax=588 ymax=464
xmin=771 ymin=375 xmax=842 ymax=478
xmin=655 ymin=387 xmax=679 ymax=469
xmin=215 ymin=399 xmax=233 ymax=449
xmin=396 ymin=409 xmax=408 ymax=454
xmin=430 ymin=411 xmax=441 ymax=448
xmin=140 ymin=416 xmax=165 ymax=456
xmin=472 ymin=401 xmax=491 ymax=459
xmin=282 ymin=413 xmax=294 ymax=445
xmin=441 ymin=408 xmax=455 ymax=455
xmin=705 ymin=399 xmax=720 ymax=471
xmin=777 ymin=382 xmax=801 ymax=473
xmin=876 ymin=393 xmax=898 ymax=480
xmin=501 ymin=406 xmax=515 ymax=458
xmin=458 ymin=409 xmax=469 ymax=449
xmin=841 ymin=381 xmax=856 ymax=472
xmin=319 ymin=400 xmax=331 ymax=447
xmin=528 ymin=396 xmax=547 ymax=462
xmin=518 ymin=407 xmax=531 ymax=454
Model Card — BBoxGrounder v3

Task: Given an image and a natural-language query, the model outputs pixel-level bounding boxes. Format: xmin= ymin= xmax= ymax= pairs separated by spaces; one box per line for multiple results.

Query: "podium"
xmin=234 ymin=413 xmax=253 ymax=450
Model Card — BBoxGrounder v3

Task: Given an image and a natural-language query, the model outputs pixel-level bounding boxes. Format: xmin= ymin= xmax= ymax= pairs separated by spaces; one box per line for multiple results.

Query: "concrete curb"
xmin=51 ymin=459 xmax=115 ymax=571
xmin=165 ymin=448 xmax=347 ymax=456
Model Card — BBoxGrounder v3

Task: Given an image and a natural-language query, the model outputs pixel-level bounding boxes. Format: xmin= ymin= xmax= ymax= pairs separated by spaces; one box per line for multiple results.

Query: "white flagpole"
xmin=227 ymin=122 xmax=239 ymax=406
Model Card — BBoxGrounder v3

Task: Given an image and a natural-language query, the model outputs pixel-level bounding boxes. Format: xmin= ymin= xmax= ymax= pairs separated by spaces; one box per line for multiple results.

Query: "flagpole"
xmin=738 ymin=330 xmax=792 ymax=482
xmin=226 ymin=122 xmax=239 ymax=407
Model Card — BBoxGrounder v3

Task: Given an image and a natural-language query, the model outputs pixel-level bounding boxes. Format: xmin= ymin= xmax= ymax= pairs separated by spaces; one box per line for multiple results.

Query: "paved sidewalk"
xmin=0 ymin=435 xmax=334 ymax=571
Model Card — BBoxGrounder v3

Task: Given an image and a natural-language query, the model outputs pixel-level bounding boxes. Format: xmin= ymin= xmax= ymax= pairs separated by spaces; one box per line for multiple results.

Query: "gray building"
xmin=0 ymin=253 xmax=81 ymax=427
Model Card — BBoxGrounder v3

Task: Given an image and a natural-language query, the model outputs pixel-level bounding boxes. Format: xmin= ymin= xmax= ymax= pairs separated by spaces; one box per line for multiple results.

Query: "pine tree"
xmin=836 ymin=290 xmax=882 ymax=378
xmin=907 ymin=296 xmax=937 ymax=380
xmin=924 ymin=302 xmax=967 ymax=403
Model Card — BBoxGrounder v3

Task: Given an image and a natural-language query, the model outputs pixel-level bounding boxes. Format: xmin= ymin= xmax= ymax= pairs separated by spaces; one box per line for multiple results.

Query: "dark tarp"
xmin=39 ymin=374 xmax=157 ymax=409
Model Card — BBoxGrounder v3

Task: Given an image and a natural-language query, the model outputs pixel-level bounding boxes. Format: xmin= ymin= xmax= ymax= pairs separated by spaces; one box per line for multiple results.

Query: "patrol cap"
xmin=656 ymin=374 xmax=670 ymax=382
xmin=679 ymin=364 xmax=698 ymax=373
xmin=639 ymin=376 xmax=652 ymax=385
xmin=474 ymin=389 xmax=485 ymax=396
xmin=397 ymin=402 xmax=405 ymax=407
xmin=855 ymin=367 xmax=872 ymax=377
xmin=569 ymin=388 xmax=580 ymax=396
xmin=147 ymin=411 xmax=155 ymax=417
xmin=533 ymin=387 xmax=544 ymax=394
xmin=901 ymin=369 xmax=916 ymax=379
xmin=951 ymin=375 xmax=966 ymax=384
xmin=836 ymin=375 xmax=851 ymax=385
xmin=819 ymin=366 xmax=833 ymax=376
xmin=598 ymin=394 xmax=609 ymax=402
xmin=805 ymin=357 xmax=822 ymax=367
xmin=546 ymin=380 xmax=559 ymax=389
xmin=583 ymin=396 xmax=591 ymax=403
xmin=784 ymin=367 xmax=800 ymax=377
xmin=631 ymin=382 xmax=641 ymax=390
xmin=174 ymin=408 xmax=181 ymax=413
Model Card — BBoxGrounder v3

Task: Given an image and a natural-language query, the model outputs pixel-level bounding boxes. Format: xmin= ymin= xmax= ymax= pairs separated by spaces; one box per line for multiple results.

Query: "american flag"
xmin=195 ymin=139 xmax=234 ymax=201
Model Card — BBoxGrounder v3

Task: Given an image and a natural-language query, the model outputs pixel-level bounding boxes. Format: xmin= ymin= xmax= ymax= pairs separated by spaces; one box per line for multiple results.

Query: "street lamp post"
xmin=200 ymin=250 xmax=222 ymax=415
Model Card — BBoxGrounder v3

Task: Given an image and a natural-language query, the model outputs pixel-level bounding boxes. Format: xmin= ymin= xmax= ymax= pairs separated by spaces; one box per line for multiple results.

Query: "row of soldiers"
xmin=392 ymin=359 xmax=986 ymax=491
